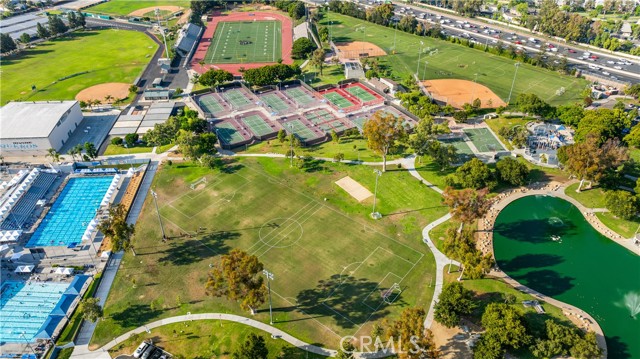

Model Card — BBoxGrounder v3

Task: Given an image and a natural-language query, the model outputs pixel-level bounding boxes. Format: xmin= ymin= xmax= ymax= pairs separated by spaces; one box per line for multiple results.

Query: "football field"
xmin=205 ymin=20 xmax=281 ymax=64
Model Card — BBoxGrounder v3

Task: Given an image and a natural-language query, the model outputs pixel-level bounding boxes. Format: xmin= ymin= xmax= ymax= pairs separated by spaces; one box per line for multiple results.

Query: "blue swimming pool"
xmin=0 ymin=281 xmax=69 ymax=343
xmin=26 ymin=176 xmax=114 ymax=248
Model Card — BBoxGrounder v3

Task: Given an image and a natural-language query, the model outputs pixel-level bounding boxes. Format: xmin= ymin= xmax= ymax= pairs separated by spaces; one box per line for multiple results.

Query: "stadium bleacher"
xmin=1 ymin=172 xmax=57 ymax=230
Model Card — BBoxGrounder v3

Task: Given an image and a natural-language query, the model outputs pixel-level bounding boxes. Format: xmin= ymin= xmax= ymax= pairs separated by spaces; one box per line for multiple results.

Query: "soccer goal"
xmin=381 ymin=283 xmax=402 ymax=304
xmin=190 ymin=177 xmax=207 ymax=190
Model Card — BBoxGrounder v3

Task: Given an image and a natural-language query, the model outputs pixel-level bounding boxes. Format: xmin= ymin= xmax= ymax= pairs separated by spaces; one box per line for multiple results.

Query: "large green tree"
xmin=496 ymin=157 xmax=529 ymax=186
xmin=481 ymin=303 xmax=532 ymax=350
xmin=514 ymin=93 xmax=553 ymax=117
xmin=198 ymin=69 xmax=233 ymax=88
xmin=291 ymin=37 xmax=316 ymax=59
xmin=604 ymin=190 xmax=638 ymax=220
xmin=205 ymin=249 xmax=267 ymax=313
xmin=434 ymin=282 xmax=476 ymax=328
xmin=575 ymin=108 xmax=630 ymax=144
xmin=232 ymin=333 xmax=268 ymax=359
xmin=455 ymin=158 xmax=496 ymax=189
xmin=363 ymin=111 xmax=407 ymax=172
xmin=442 ymin=187 xmax=490 ymax=227
xmin=80 ymin=297 xmax=103 ymax=322
xmin=0 ymin=33 xmax=17 ymax=53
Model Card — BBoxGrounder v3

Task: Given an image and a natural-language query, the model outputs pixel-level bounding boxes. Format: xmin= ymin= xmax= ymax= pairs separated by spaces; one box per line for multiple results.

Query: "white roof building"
xmin=0 ymin=101 xmax=83 ymax=154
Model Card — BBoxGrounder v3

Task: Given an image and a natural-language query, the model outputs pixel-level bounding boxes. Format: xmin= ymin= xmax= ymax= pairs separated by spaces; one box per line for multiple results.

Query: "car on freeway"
xmin=614 ymin=66 xmax=623 ymax=70
xmin=568 ymin=49 xmax=576 ymax=53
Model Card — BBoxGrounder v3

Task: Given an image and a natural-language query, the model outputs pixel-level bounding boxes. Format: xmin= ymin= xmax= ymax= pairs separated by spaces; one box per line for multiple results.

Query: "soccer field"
xmin=322 ymin=13 xmax=589 ymax=106
xmin=93 ymin=158 xmax=445 ymax=348
xmin=205 ymin=20 xmax=281 ymax=64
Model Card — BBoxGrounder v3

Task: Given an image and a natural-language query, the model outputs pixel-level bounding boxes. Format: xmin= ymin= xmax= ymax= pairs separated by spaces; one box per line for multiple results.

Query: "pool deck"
xmin=475 ymin=180 xmax=640 ymax=359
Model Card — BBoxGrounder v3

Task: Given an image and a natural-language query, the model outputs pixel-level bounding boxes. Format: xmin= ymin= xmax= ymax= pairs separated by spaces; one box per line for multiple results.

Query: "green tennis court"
xmin=215 ymin=122 xmax=245 ymax=145
xmin=350 ymin=115 xmax=367 ymax=131
xmin=241 ymin=115 xmax=274 ymax=137
xmin=198 ymin=95 xmax=225 ymax=114
xmin=463 ymin=128 xmax=506 ymax=152
xmin=323 ymin=91 xmax=355 ymax=109
xmin=261 ymin=93 xmax=289 ymax=112
xmin=223 ymin=89 xmax=253 ymax=108
xmin=345 ymin=85 xmax=377 ymax=102
xmin=285 ymin=120 xmax=318 ymax=141
xmin=329 ymin=120 xmax=350 ymax=132
xmin=285 ymin=87 xmax=315 ymax=105
xmin=439 ymin=137 xmax=474 ymax=156
xmin=205 ymin=20 xmax=281 ymax=64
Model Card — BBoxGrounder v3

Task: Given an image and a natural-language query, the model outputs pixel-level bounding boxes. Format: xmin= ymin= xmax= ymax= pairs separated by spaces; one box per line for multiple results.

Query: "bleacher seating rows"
xmin=1 ymin=173 xmax=57 ymax=230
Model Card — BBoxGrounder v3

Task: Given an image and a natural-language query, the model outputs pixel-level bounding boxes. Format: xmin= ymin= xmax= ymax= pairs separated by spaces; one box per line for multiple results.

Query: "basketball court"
xmin=463 ymin=128 xmax=506 ymax=153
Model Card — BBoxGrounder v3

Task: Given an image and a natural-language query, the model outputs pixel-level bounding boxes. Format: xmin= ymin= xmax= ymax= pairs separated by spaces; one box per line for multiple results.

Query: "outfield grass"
xmin=92 ymin=158 xmax=447 ymax=349
xmin=86 ymin=0 xmax=190 ymax=16
xmin=322 ymin=13 xmax=589 ymax=106
xmin=1 ymin=30 xmax=157 ymax=103
xmin=303 ymin=64 xmax=346 ymax=86
xmin=108 ymin=321 xmax=326 ymax=358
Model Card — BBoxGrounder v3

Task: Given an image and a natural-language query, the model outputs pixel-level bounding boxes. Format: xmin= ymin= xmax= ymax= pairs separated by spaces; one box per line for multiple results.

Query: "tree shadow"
xmin=493 ymin=218 xmax=576 ymax=244
xmin=497 ymin=253 xmax=564 ymax=272
xmin=220 ymin=158 xmax=244 ymax=174
xmin=295 ymin=274 xmax=400 ymax=329
xmin=607 ymin=335 xmax=632 ymax=359
xmin=158 ymin=230 xmax=238 ymax=265
xmin=298 ymin=156 xmax=326 ymax=173
xmin=110 ymin=304 xmax=163 ymax=328
xmin=512 ymin=269 xmax=575 ymax=297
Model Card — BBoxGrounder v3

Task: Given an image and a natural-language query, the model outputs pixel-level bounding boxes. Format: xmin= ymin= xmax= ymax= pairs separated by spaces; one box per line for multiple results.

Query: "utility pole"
xmin=371 ymin=169 xmax=382 ymax=219
xmin=155 ymin=8 xmax=170 ymax=58
xmin=150 ymin=189 xmax=166 ymax=240
xmin=507 ymin=62 xmax=521 ymax=104
xmin=263 ymin=269 xmax=274 ymax=325
xmin=287 ymin=123 xmax=294 ymax=168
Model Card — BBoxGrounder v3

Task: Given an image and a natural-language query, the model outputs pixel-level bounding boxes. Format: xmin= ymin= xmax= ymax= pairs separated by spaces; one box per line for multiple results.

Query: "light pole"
xmin=329 ymin=21 xmax=333 ymax=43
xmin=155 ymin=8 xmax=170 ymax=58
xmin=416 ymin=41 xmax=424 ymax=78
xmin=423 ymin=60 xmax=428 ymax=80
xmin=507 ymin=62 xmax=521 ymax=104
xmin=287 ymin=123 xmax=294 ymax=168
xmin=392 ymin=19 xmax=398 ymax=52
xmin=472 ymin=73 xmax=478 ymax=102
xmin=371 ymin=169 xmax=382 ymax=220
xmin=150 ymin=189 xmax=166 ymax=240
xmin=263 ymin=269 xmax=274 ymax=325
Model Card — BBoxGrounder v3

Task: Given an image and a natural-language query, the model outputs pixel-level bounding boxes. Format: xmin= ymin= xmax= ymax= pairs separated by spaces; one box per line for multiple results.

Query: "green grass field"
xmin=1 ymin=30 xmax=156 ymax=103
xmin=109 ymin=321 xmax=326 ymax=359
xmin=92 ymin=158 xmax=447 ymax=349
xmin=205 ymin=20 xmax=281 ymax=64
xmin=322 ymin=13 xmax=589 ymax=106
xmin=86 ymin=0 xmax=189 ymax=16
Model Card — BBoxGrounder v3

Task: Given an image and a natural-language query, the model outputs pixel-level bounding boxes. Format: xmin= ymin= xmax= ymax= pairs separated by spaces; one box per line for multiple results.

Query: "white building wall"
xmin=46 ymin=102 xmax=82 ymax=151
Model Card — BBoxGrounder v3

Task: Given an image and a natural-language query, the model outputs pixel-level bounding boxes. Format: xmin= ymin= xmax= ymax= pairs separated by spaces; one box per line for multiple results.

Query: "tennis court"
xmin=284 ymin=119 xmax=320 ymax=142
xmin=198 ymin=94 xmax=226 ymax=114
xmin=260 ymin=93 xmax=289 ymax=112
xmin=241 ymin=114 xmax=276 ymax=137
xmin=304 ymin=109 xmax=335 ymax=125
xmin=463 ymin=128 xmax=505 ymax=152
xmin=323 ymin=90 xmax=356 ymax=109
xmin=222 ymin=88 xmax=254 ymax=108
xmin=344 ymin=84 xmax=378 ymax=102
xmin=440 ymin=137 xmax=474 ymax=156
xmin=285 ymin=87 xmax=316 ymax=106
xmin=205 ymin=20 xmax=281 ymax=64
xmin=215 ymin=121 xmax=246 ymax=146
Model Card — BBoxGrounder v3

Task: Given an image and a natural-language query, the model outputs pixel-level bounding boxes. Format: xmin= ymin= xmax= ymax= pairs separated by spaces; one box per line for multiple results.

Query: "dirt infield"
xmin=75 ymin=83 xmax=129 ymax=103
xmin=422 ymin=79 xmax=507 ymax=109
xmin=334 ymin=41 xmax=387 ymax=60
xmin=128 ymin=6 xmax=183 ymax=17
xmin=190 ymin=11 xmax=293 ymax=75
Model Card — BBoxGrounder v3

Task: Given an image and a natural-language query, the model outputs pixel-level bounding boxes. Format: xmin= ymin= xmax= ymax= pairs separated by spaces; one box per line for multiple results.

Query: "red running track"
xmin=191 ymin=12 xmax=293 ymax=76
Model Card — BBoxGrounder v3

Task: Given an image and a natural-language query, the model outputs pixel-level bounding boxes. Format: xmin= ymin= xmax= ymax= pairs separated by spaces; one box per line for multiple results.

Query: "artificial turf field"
xmin=322 ymin=13 xmax=589 ymax=106
xmin=86 ymin=0 xmax=189 ymax=15
xmin=205 ymin=20 xmax=281 ymax=64
xmin=464 ymin=128 xmax=507 ymax=152
xmin=93 ymin=158 xmax=446 ymax=348
xmin=1 ymin=30 xmax=157 ymax=103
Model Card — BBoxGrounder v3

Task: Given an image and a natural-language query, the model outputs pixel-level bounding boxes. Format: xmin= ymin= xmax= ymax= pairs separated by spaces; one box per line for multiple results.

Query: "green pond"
xmin=493 ymin=195 xmax=640 ymax=358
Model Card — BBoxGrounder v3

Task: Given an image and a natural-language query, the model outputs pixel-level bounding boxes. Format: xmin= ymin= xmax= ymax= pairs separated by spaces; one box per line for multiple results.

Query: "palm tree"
xmin=46 ymin=148 xmax=61 ymax=163
xmin=104 ymin=95 xmax=114 ymax=104
xmin=67 ymin=148 xmax=78 ymax=162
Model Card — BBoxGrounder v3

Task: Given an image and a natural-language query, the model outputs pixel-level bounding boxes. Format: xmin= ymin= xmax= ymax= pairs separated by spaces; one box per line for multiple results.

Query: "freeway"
xmin=306 ymin=0 xmax=640 ymax=84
